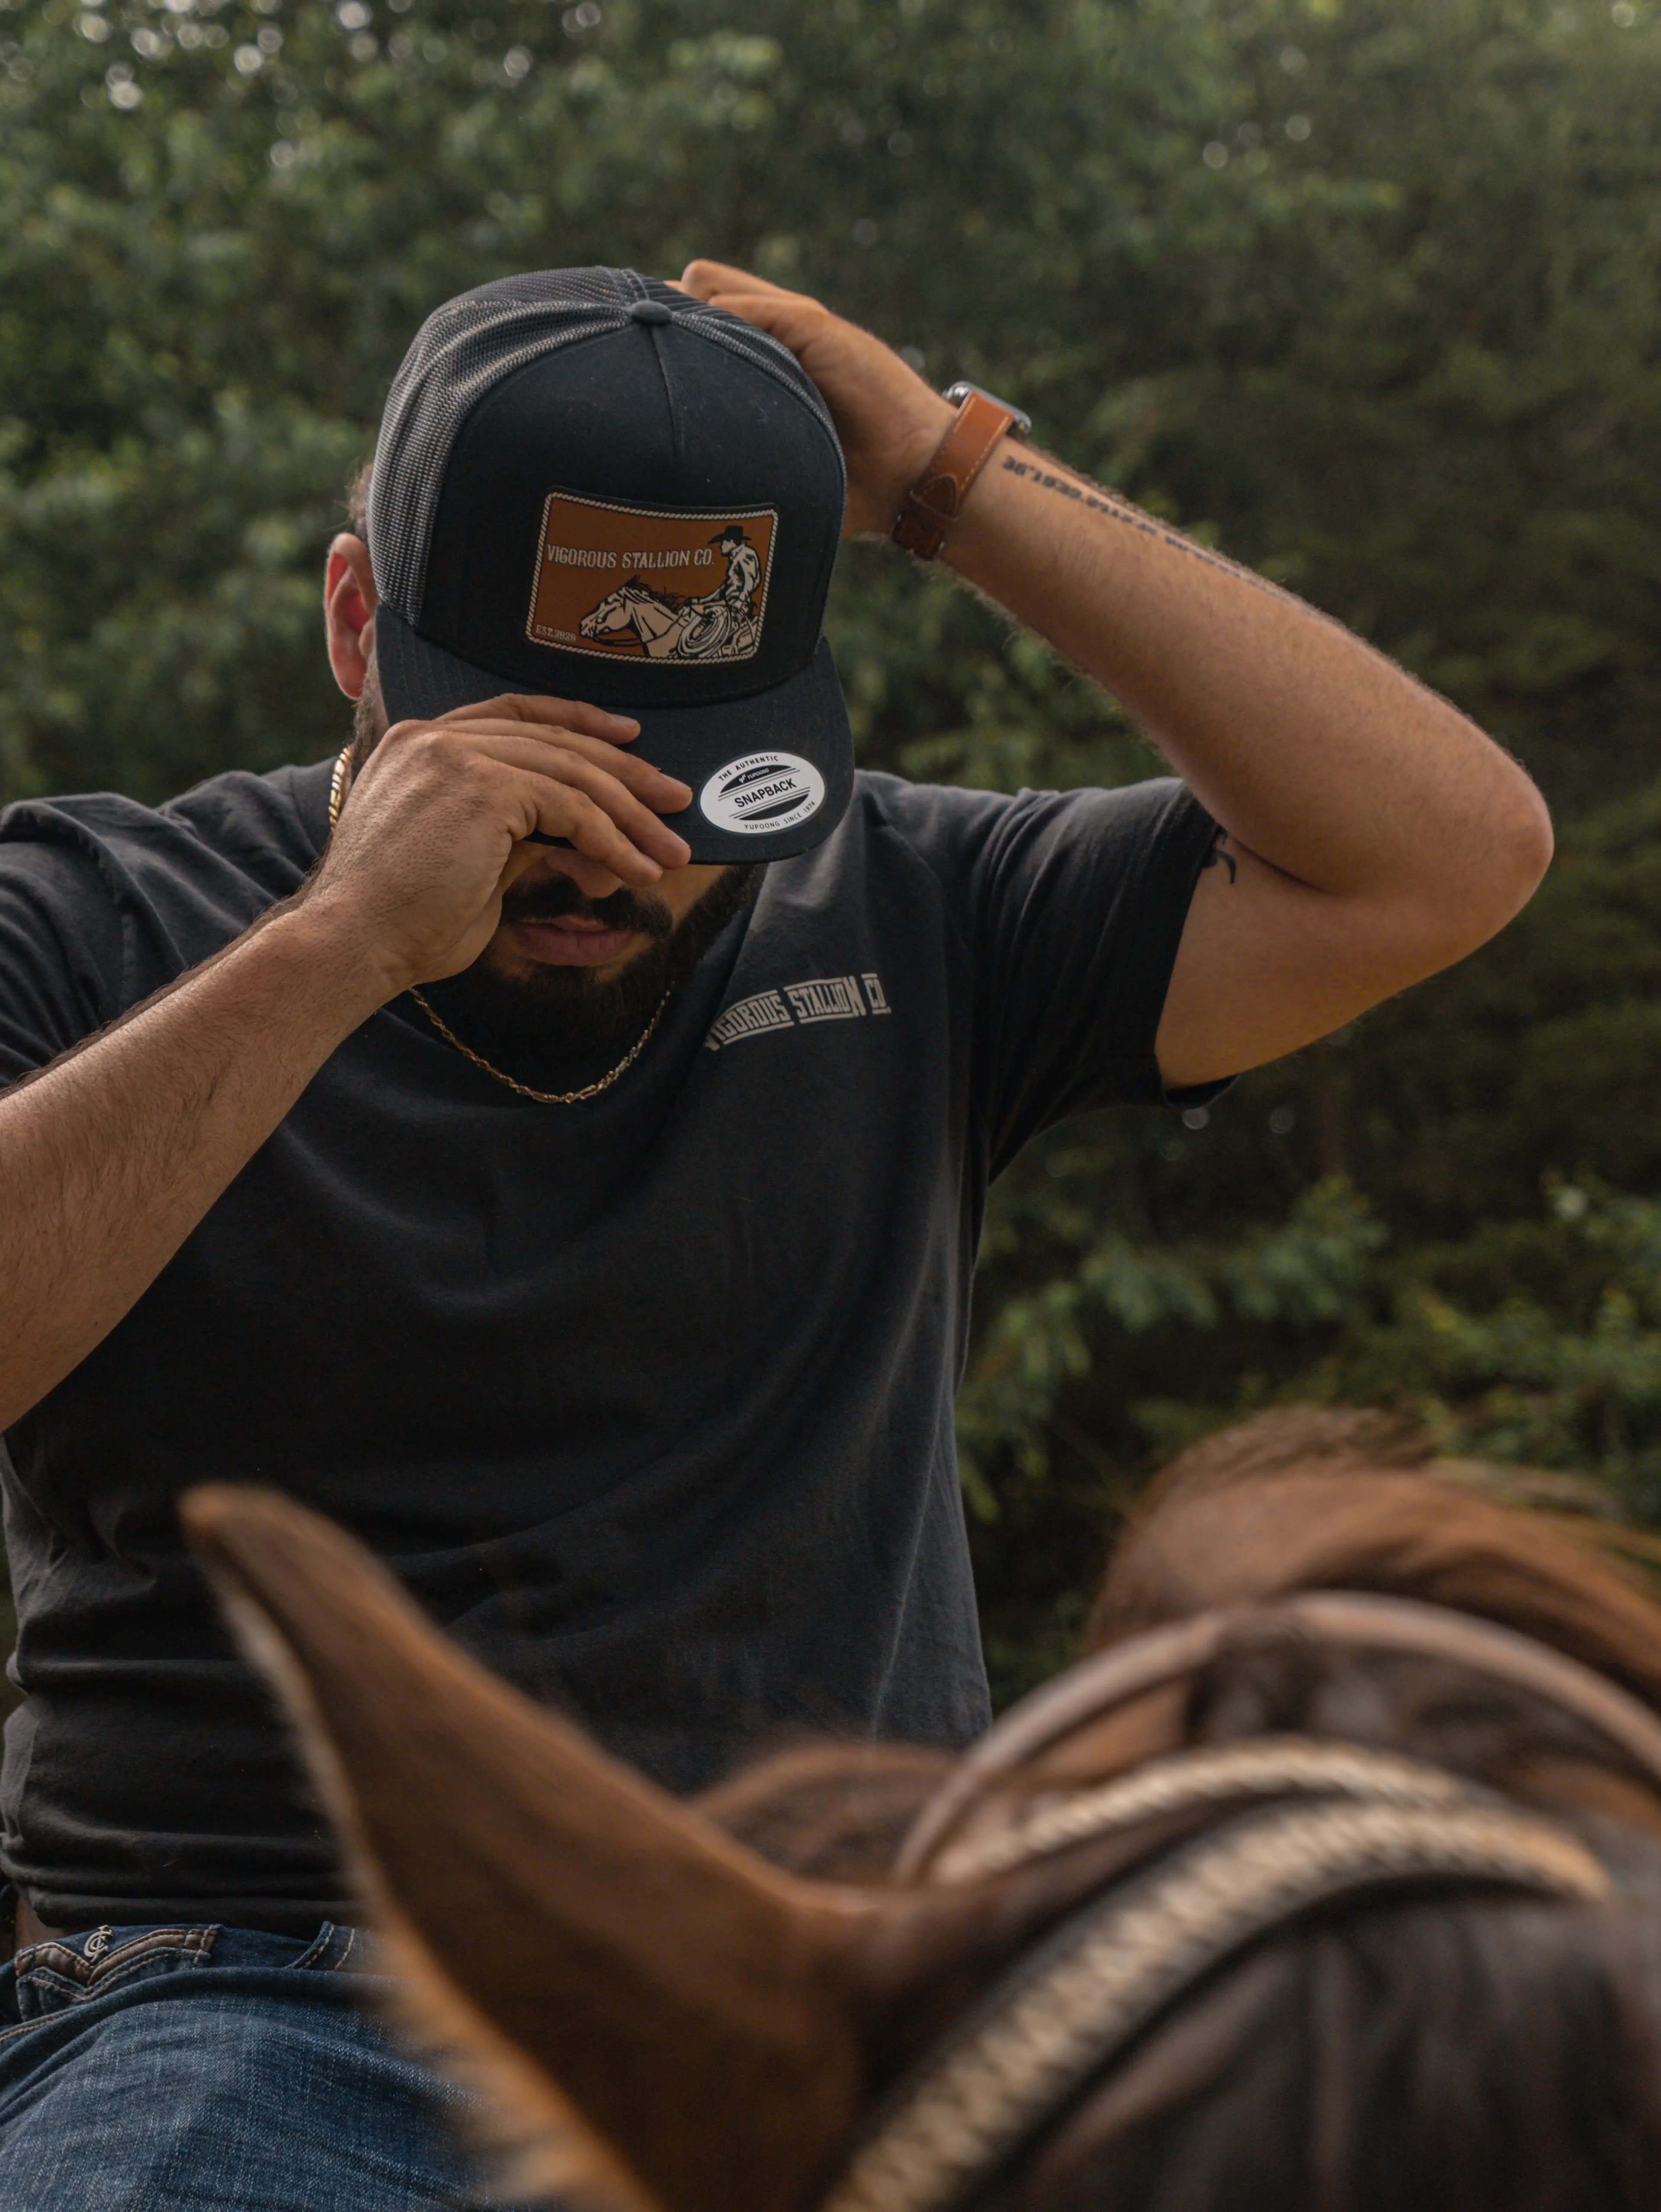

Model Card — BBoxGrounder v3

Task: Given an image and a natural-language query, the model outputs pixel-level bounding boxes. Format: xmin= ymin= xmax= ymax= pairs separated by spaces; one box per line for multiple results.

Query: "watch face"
xmin=941 ymin=381 xmax=1033 ymax=439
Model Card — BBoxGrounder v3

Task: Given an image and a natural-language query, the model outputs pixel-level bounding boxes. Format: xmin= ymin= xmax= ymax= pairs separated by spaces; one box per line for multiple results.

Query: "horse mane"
xmin=1089 ymin=1405 xmax=1661 ymax=1709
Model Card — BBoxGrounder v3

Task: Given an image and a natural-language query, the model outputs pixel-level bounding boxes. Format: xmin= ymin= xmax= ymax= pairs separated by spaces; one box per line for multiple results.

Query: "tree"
xmin=3 ymin=0 xmax=1660 ymax=1700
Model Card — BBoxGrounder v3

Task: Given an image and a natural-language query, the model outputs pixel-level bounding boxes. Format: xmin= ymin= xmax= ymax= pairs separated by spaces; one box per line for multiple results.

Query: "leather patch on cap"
xmin=527 ymin=492 xmax=778 ymax=665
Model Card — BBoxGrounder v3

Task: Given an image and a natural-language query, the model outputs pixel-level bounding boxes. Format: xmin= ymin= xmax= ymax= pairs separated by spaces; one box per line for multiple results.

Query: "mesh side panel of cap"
xmin=368 ymin=268 xmax=638 ymax=621
xmin=367 ymin=267 xmax=839 ymax=625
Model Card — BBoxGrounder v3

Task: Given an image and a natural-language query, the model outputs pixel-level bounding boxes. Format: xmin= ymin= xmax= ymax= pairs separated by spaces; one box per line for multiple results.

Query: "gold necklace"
xmin=327 ymin=744 xmax=671 ymax=1105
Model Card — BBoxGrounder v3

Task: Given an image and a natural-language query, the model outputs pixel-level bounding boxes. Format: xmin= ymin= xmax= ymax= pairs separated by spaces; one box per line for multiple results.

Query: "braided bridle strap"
xmin=821 ymin=1790 xmax=1605 ymax=2212
xmin=896 ymin=1589 xmax=1661 ymax=1879
xmin=930 ymin=1735 xmax=1471 ymax=1884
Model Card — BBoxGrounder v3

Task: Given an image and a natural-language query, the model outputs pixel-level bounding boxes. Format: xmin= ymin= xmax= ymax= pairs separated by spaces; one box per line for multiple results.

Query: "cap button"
xmin=629 ymin=299 xmax=674 ymax=327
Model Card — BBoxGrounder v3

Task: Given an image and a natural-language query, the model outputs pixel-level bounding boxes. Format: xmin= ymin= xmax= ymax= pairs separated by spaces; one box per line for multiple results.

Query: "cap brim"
xmin=375 ymin=607 xmax=853 ymax=864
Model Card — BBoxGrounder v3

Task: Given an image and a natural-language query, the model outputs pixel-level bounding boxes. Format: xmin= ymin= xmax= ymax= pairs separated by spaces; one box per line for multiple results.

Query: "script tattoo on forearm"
xmin=1000 ymin=451 xmax=1293 ymax=609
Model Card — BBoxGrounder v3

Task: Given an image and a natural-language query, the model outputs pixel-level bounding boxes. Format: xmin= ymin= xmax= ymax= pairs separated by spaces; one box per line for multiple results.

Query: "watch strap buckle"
xmin=893 ymin=387 xmax=1023 ymax=562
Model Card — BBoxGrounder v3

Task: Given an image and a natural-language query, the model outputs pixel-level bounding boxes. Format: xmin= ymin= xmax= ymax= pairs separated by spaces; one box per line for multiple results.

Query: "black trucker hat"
xmin=365 ymin=266 xmax=852 ymax=865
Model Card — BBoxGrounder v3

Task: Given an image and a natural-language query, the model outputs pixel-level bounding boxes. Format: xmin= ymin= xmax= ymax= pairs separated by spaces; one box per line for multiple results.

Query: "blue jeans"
xmin=0 ymin=1919 xmax=548 ymax=2209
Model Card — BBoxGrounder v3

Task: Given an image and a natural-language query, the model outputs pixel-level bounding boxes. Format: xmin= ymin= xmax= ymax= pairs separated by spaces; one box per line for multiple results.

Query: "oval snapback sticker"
xmin=699 ymin=752 xmax=826 ymax=836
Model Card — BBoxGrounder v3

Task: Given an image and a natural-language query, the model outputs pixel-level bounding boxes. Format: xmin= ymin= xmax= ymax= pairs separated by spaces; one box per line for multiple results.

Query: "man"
xmin=0 ymin=263 xmax=1550 ymax=2208
xmin=691 ymin=520 xmax=763 ymax=656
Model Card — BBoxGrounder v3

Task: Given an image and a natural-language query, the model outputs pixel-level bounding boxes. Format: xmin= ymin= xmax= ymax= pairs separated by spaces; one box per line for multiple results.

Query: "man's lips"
xmin=507 ymin=916 xmax=642 ymax=967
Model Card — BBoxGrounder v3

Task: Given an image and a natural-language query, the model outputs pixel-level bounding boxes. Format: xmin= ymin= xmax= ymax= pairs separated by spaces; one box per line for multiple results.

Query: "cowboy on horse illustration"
xmin=578 ymin=522 xmax=763 ymax=661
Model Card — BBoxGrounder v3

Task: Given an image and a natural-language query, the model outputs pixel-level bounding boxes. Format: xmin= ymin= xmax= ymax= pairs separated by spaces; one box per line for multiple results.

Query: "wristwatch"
xmin=892 ymin=382 xmax=1032 ymax=562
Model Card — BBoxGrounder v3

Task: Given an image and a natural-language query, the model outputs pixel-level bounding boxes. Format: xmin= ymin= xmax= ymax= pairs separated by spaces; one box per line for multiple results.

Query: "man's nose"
xmin=522 ymin=850 xmax=626 ymax=902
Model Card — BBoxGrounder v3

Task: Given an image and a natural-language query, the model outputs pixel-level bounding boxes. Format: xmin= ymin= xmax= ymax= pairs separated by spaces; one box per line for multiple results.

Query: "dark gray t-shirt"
xmin=0 ymin=757 xmax=1217 ymax=1931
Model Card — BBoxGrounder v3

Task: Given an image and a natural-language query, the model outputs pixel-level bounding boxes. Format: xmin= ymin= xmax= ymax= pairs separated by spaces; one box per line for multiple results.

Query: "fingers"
xmin=398 ymin=721 xmax=691 ymax=816
xmin=679 ymin=260 xmax=826 ymax=351
xmin=346 ymin=716 xmax=693 ymax=888
xmin=512 ymin=766 xmax=690 ymax=885
xmin=491 ymin=745 xmax=692 ymax=876
xmin=432 ymin=692 xmax=641 ymax=743
xmin=679 ymin=259 xmax=792 ymax=304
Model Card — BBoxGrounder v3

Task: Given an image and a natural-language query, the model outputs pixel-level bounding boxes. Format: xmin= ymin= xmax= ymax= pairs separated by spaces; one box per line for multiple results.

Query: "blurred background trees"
xmin=2 ymin=0 xmax=1659 ymax=1699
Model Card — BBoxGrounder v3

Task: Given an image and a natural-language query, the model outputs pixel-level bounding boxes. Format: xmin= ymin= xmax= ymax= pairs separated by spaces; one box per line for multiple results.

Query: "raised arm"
xmin=0 ymin=668 xmax=693 ymax=1433
xmin=679 ymin=262 xmax=1553 ymax=1088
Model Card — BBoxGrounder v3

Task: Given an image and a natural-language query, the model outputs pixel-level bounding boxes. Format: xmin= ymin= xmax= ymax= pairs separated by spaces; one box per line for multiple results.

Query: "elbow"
xmin=1511 ymin=772 xmax=1555 ymax=888
xmin=1431 ymin=768 xmax=1555 ymax=957
xmin=1480 ymin=774 xmax=1555 ymax=936
xmin=1391 ymin=773 xmax=1554 ymax=982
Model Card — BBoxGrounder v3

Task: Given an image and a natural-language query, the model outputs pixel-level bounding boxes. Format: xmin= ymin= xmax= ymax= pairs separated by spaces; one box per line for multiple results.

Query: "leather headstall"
xmin=806 ymin=1591 xmax=1654 ymax=2212
xmin=895 ymin=1588 xmax=1661 ymax=1879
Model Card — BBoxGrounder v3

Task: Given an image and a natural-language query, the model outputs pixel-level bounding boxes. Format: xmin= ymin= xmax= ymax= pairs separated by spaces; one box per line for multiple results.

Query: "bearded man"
xmin=0 ymin=265 xmax=1551 ymax=2210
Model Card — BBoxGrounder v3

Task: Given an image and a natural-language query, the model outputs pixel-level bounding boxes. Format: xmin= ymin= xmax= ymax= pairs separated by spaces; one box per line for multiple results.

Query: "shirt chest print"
xmin=704 ymin=972 xmax=891 ymax=1052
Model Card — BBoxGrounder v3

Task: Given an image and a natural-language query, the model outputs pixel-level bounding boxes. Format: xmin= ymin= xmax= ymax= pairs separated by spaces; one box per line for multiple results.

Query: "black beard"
xmin=347 ymin=671 xmax=757 ymax=1082
xmin=415 ymin=864 xmax=759 ymax=1088
xmin=348 ymin=675 xmax=385 ymax=779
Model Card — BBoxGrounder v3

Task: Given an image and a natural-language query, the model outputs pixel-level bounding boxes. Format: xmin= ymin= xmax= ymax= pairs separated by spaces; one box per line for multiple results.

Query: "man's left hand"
xmin=677 ymin=261 xmax=952 ymax=538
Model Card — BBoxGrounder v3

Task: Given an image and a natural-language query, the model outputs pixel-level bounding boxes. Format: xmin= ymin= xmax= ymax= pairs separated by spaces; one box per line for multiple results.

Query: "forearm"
xmin=944 ymin=445 xmax=1552 ymax=924
xmin=0 ymin=900 xmax=387 ymax=1430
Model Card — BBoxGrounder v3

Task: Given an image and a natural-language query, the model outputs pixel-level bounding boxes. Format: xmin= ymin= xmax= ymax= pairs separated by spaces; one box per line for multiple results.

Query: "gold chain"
xmin=327 ymin=743 xmax=352 ymax=836
xmin=326 ymin=744 xmax=670 ymax=1106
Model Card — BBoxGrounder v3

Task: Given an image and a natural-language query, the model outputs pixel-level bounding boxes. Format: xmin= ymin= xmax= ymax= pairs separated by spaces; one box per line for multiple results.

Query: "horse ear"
xmin=180 ymin=1486 xmax=904 ymax=2212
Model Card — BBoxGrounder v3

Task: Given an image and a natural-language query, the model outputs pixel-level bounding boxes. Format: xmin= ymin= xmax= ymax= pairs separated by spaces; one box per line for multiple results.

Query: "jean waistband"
xmin=12 ymin=1916 xmax=376 ymax=1985
xmin=0 ymin=1919 xmax=396 ymax=2044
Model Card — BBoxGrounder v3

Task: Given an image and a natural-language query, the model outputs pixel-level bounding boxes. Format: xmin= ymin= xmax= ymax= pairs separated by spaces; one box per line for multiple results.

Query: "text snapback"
xmin=366 ymin=266 xmax=853 ymax=864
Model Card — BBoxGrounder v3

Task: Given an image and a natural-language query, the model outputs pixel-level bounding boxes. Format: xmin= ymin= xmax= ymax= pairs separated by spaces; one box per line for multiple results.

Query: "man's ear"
xmin=325 ymin=532 xmax=378 ymax=701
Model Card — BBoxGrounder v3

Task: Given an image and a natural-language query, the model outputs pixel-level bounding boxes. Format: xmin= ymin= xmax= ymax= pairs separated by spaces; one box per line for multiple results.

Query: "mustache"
xmin=498 ymin=874 xmax=674 ymax=940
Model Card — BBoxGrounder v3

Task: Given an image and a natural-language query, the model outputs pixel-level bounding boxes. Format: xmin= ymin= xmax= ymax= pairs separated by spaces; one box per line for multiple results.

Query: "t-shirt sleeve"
xmin=875 ymin=774 xmax=1224 ymax=1170
xmin=0 ymin=838 xmax=125 ymax=1085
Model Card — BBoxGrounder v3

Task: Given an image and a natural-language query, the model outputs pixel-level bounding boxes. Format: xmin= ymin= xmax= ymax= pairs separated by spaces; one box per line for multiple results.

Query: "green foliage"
xmin=968 ymin=784 xmax=1661 ymax=1700
xmin=3 ymin=0 xmax=1660 ymax=1701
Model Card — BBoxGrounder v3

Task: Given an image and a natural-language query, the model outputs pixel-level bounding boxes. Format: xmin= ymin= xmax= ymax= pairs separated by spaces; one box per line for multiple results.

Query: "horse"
xmin=579 ymin=577 xmax=754 ymax=660
xmin=181 ymin=1408 xmax=1661 ymax=2212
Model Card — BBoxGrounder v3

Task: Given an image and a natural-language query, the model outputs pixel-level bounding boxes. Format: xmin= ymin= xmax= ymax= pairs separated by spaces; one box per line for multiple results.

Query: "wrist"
xmin=883 ymin=396 xmax=957 ymax=524
xmin=891 ymin=386 xmax=1028 ymax=561
xmin=260 ymin=895 xmax=409 ymax=1028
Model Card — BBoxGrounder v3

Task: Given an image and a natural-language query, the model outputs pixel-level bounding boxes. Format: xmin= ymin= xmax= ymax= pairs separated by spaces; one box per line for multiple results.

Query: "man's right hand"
xmin=301 ymin=696 xmax=694 ymax=1000
xmin=0 ymin=690 xmax=695 ymax=1429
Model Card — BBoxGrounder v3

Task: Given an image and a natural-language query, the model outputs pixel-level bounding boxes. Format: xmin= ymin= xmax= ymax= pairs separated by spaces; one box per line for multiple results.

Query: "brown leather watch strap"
xmin=892 ymin=389 xmax=1019 ymax=561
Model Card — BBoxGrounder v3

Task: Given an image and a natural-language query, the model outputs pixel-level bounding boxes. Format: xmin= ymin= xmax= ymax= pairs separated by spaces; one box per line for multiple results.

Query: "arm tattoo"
xmin=1000 ymin=450 xmax=1296 ymax=610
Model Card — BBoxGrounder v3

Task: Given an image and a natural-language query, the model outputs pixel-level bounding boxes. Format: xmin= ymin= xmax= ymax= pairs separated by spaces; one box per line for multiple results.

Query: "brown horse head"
xmin=180 ymin=1418 xmax=1661 ymax=2212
